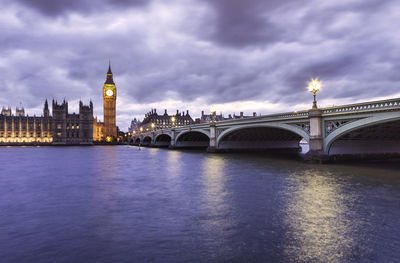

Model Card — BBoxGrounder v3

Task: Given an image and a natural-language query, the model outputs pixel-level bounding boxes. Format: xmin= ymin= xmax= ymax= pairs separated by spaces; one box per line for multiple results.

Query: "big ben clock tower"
xmin=103 ymin=62 xmax=117 ymax=141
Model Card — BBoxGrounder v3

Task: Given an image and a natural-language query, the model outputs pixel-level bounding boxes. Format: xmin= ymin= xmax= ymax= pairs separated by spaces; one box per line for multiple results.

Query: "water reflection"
xmin=148 ymin=147 xmax=159 ymax=157
xmin=284 ymin=169 xmax=356 ymax=262
xmin=166 ymin=150 xmax=182 ymax=179
xmin=199 ymin=155 xmax=235 ymax=258
xmin=98 ymin=146 xmax=119 ymax=178
xmin=201 ymin=155 xmax=227 ymax=214
xmin=2 ymin=147 xmax=399 ymax=262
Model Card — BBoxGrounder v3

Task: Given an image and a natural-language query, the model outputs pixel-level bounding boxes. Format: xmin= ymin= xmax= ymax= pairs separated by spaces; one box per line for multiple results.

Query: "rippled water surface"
xmin=1 ymin=146 xmax=400 ymax=262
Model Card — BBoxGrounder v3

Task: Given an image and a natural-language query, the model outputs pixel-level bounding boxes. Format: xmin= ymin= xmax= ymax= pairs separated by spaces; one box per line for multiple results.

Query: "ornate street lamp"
xmin=171 ymin=116 xmax=176 ymax=127
xmin=210 ymin=107 xmax=216 ymax=124
xmin=307 ymin=78 xmax=322 ymax=109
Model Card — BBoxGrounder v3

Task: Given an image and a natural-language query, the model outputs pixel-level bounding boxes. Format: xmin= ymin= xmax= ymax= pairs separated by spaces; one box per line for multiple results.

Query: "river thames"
xmin=0 ymin=146 xmax=399 ymax=262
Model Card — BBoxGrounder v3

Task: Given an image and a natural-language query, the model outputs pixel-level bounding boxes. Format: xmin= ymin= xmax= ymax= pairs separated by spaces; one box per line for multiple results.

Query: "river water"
xmin=0 ymin=146 xmax=399 ymax=263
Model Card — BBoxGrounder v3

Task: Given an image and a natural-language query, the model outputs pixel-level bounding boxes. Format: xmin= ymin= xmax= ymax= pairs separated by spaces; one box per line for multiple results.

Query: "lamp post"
xmin=207 ymin=107 xmax=217 ymax=152
xmin=307 ymin=78 xmax=321 ymax=109
xmin=210 ymin=107 xmax=216 ymax=124
xmin=171 ymin=116 xmax=176 ymax=127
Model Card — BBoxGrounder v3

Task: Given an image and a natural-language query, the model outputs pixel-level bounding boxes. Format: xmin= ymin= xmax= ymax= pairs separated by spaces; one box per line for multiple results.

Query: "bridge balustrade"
xmin=130 ymin=97 xmax=400 ymax=162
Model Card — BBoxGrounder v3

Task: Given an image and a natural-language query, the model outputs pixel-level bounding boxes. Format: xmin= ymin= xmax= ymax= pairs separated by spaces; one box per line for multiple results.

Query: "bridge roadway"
xmin=130 ymin=98 xmax=400 ymax=162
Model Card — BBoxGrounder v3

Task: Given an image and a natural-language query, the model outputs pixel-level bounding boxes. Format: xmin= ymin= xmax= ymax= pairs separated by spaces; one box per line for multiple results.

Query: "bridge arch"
xmin=154 ymin=133 xmax=171 ymax=141
xmin=141 ymin=136 xmax=152 ymax=146
xmin=175 ymin=130 xmax=210 ymax=148
xmin=154 ymin=133 xmax=172 ymax=147
xmin=175 ymin=129 xmax=210 ymax=142
xmin=216 ymin=123 xmax=309 ymax=150
xmin=324 ymin=112 xmax=400 ymax=154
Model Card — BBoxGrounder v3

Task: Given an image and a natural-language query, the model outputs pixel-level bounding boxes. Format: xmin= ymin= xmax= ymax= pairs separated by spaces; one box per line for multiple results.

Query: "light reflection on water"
xmin=199 ymin=156 xmax=234 ymax=247
xmin=202 ymin=155 xmax=227 ymax=214
xmin=283 ymin=169 xmax=356 ymax=262
xmin=0 ymin=146 xmax=399 ymax=262
xmin=166 ymin=150 xmax=182 ymax=179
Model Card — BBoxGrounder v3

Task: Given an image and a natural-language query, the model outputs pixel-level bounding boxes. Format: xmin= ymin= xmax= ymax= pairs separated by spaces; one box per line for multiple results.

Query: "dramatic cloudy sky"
xmin=1 ymin=0 xmax=400 ymax=130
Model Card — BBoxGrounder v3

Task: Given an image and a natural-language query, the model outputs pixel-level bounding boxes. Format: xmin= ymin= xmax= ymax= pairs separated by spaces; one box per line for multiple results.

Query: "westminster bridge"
xmin=130 ymin=97 xmax=400 ymax=162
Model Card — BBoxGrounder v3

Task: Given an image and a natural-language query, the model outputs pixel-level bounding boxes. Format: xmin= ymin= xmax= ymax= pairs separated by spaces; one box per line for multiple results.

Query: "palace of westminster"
xmin=0 ymin=63 xmax=197 ymax=145
xmin=0 ymin=64 xmax=118 ymax=145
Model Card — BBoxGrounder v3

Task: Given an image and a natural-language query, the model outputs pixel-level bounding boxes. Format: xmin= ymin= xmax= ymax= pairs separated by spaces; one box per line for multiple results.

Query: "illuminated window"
xmin=57 ymin=124 xmax=61 ymax=129
xmin=57 ymin=132 xmax=61 ymax=137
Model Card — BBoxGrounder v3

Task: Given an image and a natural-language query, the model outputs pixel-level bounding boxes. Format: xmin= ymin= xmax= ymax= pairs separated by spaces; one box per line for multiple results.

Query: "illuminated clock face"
xmin=106 ymin=89 xmax=114 ymax=96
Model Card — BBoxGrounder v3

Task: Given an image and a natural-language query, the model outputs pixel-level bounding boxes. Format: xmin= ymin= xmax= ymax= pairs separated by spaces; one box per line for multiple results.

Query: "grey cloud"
xmin=13 ymin=0 xmax=149 ymax=16
xmin=202 ymin=0 xmax=296 ymax=47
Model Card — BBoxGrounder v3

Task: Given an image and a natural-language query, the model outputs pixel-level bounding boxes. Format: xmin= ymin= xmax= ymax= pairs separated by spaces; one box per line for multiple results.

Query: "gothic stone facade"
xmin=52 ymin=100 xmax=93 ymax=145
xmin=0 ymin=101 xmax=52 ymax=144
xmin=0 ymin=100 xmax=93 ymax=145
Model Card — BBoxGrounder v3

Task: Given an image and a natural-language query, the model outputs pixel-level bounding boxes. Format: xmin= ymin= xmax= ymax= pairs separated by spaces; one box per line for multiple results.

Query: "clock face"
xmin=106 ymin=89 xmax=114 ymax=97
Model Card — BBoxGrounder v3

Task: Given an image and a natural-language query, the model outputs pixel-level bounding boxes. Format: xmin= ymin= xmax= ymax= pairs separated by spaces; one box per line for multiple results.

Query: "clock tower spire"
xmin=103 ymin=61 xmax=117 ymax=141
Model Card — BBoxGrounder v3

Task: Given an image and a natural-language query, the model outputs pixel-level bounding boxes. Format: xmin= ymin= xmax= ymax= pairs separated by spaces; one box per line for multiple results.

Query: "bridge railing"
xmin=173 ymin=123 xmax=210 ymax=132
xmin=134 ymin=110 xmax=310 ymax=136
xmin=321 ymin=98 xmax=400 ymax=115
xmin=214 ymin=110 xmax=309 ymax=126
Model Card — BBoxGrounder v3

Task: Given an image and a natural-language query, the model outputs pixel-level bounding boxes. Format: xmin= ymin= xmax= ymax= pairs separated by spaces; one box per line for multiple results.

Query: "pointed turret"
xmin=105 ymin=60 xmax=115 ymax=84
xmin=43 ymin=99 xmax=50 ymax=117
xmin=107 ymin=60 xmax=112 ymax=74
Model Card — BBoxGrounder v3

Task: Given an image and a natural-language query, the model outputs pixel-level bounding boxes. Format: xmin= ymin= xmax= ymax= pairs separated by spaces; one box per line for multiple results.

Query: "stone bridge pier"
xmin=305 ymin=109 xmax=329 ymax=162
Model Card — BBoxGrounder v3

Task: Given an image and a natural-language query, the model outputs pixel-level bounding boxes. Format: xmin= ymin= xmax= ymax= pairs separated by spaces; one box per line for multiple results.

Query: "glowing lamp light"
xmin=151 ymin=123 xmax=155 ymax=129
xmin=210 ymin=107 xmax=217 ymax=124
xmin=307 ymin=78 xmax=322 ymax=109
xmin=210 ymin=107 xmax=216 ymax=115
xmin=307 ymin=78 xmax=321 ymax=93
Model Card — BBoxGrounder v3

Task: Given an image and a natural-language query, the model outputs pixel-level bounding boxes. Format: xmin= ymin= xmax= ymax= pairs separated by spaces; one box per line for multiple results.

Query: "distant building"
xmin=0 ymin=100 xmax=52 ymax=144
xmin=103 ymin=63 xmax=117 ymax=141
xmin=197 ymin=111 xmax=224 ymax=124
xmin=196 ymin=111 xmax=258 ymax=123
xmin=0 ymin=63 xmax=119 ymax=145
xmin=226 ymin=112 xmax=258 ymax=119
xmin=0 ymin=99 xmax=94 ymax=145
xmin=1 ymin=107 xmax=11 ymax=117
xmin=52 ymin=100 xmax=93 ymax=145
xmin=128 ymin=118 xmax=141 ymax=135
xmin=93 ymin=117 xmax=104 ymax=142
xmin=90 ymin=63 xmax=119 ymax=143
xmin=139 ymin=109 xmax=194 ymax=132
xmin=16 ymin=106 xmax=25 ymax=117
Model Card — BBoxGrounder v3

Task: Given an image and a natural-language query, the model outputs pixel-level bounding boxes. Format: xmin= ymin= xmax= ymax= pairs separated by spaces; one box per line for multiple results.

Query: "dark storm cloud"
xmin=14 ymin=0 xmax=149 ymax=16
xmin=203 ymin=0 xmax=294 ymax=47
xmin=1 ymin=0 xmax=400 ymax=129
